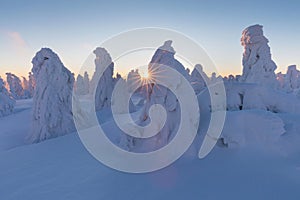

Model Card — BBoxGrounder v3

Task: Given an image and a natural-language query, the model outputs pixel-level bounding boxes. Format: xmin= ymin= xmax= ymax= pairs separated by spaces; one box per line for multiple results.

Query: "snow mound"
xmin=215 ymin=82 xmax=300 ymax=113
xmin=221 ymin=110 xmax=285 ymax=148
xmin=242 ymin=84 xmax=300 ymax=113
xmin=28 ymin=48 xmax=75 ymax=143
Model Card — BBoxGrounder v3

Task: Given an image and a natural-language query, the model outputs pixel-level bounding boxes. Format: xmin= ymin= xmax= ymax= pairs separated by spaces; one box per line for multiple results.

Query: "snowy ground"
xmin=0 ymin=99 xmax=32 ymax=151
xmin=0 ymin=100 xmax=300 ymax=200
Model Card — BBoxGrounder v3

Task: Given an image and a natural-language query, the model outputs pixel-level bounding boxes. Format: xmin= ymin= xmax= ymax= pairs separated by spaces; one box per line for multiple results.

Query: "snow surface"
xmin=0 ymin=99 xmax=31 ymax=150
xmin=1 ymin=100 xmax=300 ymax=199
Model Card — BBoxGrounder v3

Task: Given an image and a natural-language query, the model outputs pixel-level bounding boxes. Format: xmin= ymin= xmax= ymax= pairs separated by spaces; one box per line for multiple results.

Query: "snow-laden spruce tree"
xmin=83 ymin=71 xmax=90 ymax=94
xmin=210 ymin=72 xmax=223 ymax=84
xmin=241 ymin=25 xmax=278 ymax=87
xmin=143 ymin=40 xmax=189 ymax=147
xmin=28 ymin=72 xmax=35 ymax=95
xmin=121 ymin=40 xmax=190 ymax=151
xmin=90 ymin=47 xmax=114 ymax=111
xmin=21 ymin=77 xmax=29 ymax=97
xmin=127 ymin=69 xmax=141 ymax=94
xmin=114 ymin=72 xmax=122 ymax=85
xmin=0 ymin=76 xmax=15 ymax=117
xmin=190 ymin=64 xmax=209 ymax=94
xmin=283 ymin=65 xmax=300 ymax=92
xmin=75 ymin=72 xmax=90 ymax=95
xmin=28 ymin=48 xmax=75 ymax=143
xmin=75 ymin=74 xmax=85 ymax=95
xmin=21 ymin=76 xmax=34 ymax=99
xmin=6 ymin=73 xmax=24 ymax=99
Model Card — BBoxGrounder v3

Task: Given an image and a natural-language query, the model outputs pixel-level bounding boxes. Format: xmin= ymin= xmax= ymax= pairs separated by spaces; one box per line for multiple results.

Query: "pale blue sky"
xmin=0 ymin=0 xmax=299 ymax=78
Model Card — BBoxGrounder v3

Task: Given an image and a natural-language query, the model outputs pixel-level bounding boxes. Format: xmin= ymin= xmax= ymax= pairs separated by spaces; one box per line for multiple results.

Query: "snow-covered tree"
xmin=276 ymin=72 xmax=285 ymax=89
xmin=28 ymin=72 xmax=35 ymax=95
xmin=83 ymin=71 xmax=90 ymax=93
xmin=75 ymin=71 xmax=90 ymax=95
xmin=6 ymin=73 xmax=24 ymax=99
xmin=127 ymin=69 xmax=142 ymax=94
xmin=122 ymin=40 xmax=189 ymax=150
xmin=28 ymin=48 xmax=75 ymax=143
xmin=91 ymin=47 xmax=114 ymax=111
xmin=0 ymin=76 xmax=15 ymax=117
xmin=75 ymin=74 xmax=85 ymax=95
xmin=228 ymin=75 xmax=236 ymax=82
xmin=190 ymin=64 xmax=209 ymax=94
xmin=22 ymin=76 xmax=28 ymax=90
xmin=283 ymin=65 xmax=300 ymax=92
xmin=236 ymin=75 xmax=242 ymax=82
xmin=241 ymin=24 xmax=278 ymax=87
xmin=21 ymin=76 xmax=34 ymax=99
xmin=210 ymin=72 xmax=223 ymax=84
xmin=114 ymin=72 xmax=122 ymax=85
xmin=223 ymin=75 xmax=237 ymax=83
xmin=21 ymin=77 xmax=30 ymax=98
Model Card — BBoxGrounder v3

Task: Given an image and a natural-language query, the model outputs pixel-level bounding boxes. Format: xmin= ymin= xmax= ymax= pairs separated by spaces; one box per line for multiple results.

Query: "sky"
xmin=0 ymin=0 xmax=299 ymax=79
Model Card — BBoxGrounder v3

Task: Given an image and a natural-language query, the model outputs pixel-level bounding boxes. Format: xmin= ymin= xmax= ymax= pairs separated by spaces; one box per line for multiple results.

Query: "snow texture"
xmin=28 ymin=48 xmax=75 ymax=143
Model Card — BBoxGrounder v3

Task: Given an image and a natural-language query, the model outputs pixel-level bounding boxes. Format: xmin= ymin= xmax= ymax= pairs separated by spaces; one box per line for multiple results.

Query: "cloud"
xmin=0 ymin=30 xmax=33 ymax=77
xmin=8 ymin=31 xmax=26 ymax=45
xmin=4 ymin=30 xmax=30 ymax=55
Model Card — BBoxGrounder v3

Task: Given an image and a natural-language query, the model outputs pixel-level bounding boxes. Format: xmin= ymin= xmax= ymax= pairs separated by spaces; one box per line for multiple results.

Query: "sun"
xmin=139 ymin=67 xmax=151 ymax=80
xmin=140 ymin=69 xmax=150 ymax=79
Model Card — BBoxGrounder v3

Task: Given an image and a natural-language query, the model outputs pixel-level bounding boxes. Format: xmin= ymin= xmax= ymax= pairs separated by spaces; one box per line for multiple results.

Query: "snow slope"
xmin=1 ymin=100 xmax=300 ymax=199
xmin=0 ymin=99 xmax=32 ymax=151
xmin=0 ymin=133 xmax=300 ymax=200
